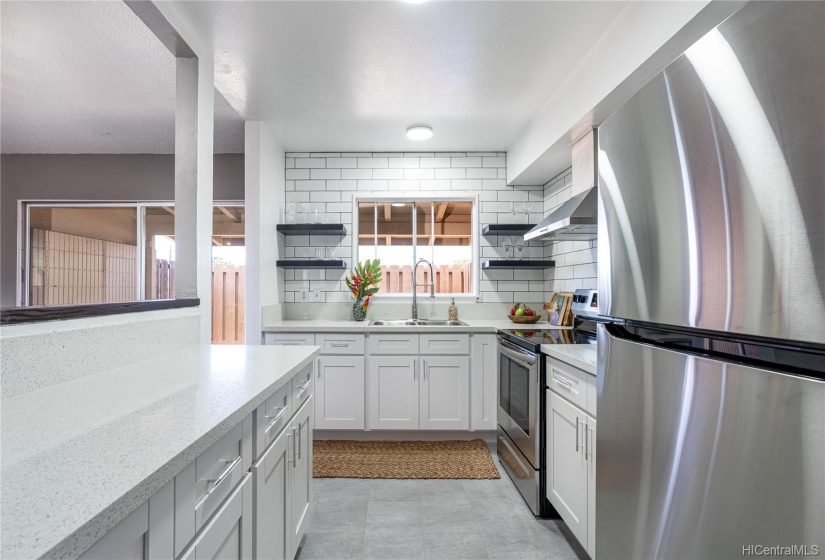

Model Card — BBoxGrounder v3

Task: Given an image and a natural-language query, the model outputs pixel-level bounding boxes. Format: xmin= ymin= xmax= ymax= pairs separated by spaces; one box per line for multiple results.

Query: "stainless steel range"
xmin=496 ymin=290 xmax=598 ymax=516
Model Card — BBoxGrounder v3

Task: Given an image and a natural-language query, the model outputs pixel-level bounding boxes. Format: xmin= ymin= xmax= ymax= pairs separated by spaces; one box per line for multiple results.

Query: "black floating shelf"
xmin=276 ymin=260 xmax=348 ymax=269
xmin=481 ymin=224 xmax=536 ymax=236
xmin=276 ymin=224 xmax=347 ymax=236
xmin=481 ymin=260 xmax=555 ymax=269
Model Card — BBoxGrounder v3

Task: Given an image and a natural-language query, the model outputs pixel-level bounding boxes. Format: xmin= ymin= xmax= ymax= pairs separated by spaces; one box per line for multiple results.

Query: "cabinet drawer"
xmin=253 ymin=379 xmax=292 ymax=460
xmin=316 ymin=333 xmax=365 ymax=355
xmin=174 ymin=421 xmax=250 ymax=557
xmin=420 ymin=333 xmax=469 ymax=355
xmin=369 ymin=334 xmax=420 ymax=355
xmin=291 ymin=363 xmax=313 ymax=412
xmin=546 ymin=356 xmax=586 ymax=411
xmin=264 ymin=333 xmax=315 ymax=346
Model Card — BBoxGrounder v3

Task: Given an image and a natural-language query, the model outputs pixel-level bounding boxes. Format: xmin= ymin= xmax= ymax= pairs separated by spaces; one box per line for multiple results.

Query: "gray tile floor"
xmin=296 ymin=454 xmax=588 ymax=560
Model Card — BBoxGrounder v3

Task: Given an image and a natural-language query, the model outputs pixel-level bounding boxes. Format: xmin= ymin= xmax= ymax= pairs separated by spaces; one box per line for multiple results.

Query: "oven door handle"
xmin=497 ymin=339 xmax=537 ymax=366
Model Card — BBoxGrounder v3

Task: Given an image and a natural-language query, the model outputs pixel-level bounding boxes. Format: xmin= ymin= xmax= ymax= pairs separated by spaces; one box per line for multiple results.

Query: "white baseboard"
xmin=314 ymin=430 xmax=497 ymax=444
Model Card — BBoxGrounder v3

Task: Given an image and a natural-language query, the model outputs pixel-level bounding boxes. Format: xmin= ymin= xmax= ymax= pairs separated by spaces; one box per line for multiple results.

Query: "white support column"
xmin=245 ymin=122 xmax=285 ymax=343
xmin=174 ymin=57 xmax=199 ymax=300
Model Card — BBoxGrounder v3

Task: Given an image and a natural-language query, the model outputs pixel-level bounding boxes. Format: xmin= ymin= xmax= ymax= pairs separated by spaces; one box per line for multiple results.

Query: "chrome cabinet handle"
xmin=575 ymin=417 xmax=580 ymax=452
xmin=296 ymin=380 xmax=311 ymax=399
xmin=291 ymin=427 xmax=298 ymax=466
xmin=317 ymin=358 xmax=322 ymax=381
xmin=329 ymin=342 xmax=350 ymax=347
xmin=413 ymin=358 xmax=417 ymax=381
xmin=287 ymin=432 xmax=295 ymax=466
xmin=586 ymin=426 xmax=593 ymax=459
xmin=265 ymin=406 xmax=289 ymax=434
xmin=423 ymin=358 xmax=427 ymax=381
xmin=296 ymin=424 xmax=302 ymax=460
xmin=205 ymin=456 xmax=241 ymax=495
xmin=553 ymin=375 xmax=573 ymax=389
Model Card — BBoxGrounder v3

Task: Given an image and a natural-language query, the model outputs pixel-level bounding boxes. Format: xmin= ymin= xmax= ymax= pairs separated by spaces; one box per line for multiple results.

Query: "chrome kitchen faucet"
xmin=411 ymin=258 xmax=435 ymax=320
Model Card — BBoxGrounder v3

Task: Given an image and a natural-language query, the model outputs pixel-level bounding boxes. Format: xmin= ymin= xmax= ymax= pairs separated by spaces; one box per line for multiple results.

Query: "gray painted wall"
xmin=0 ymin=153 xmax=244 ymax=306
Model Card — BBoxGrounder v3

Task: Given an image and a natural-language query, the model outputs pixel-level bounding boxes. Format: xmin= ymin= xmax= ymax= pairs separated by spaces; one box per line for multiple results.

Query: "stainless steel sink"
xmin=368 ymin=319 xmax=468 ymax=327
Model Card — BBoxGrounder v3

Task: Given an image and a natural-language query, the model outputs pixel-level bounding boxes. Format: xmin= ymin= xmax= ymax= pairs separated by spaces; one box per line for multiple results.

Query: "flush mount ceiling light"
xmin=406 ymin=126 xmax=433 ymax=141
xmin=403 ymin=0 xmax=428 ymax=4
xmin=391 ymin=202 xmax=406 ymax=207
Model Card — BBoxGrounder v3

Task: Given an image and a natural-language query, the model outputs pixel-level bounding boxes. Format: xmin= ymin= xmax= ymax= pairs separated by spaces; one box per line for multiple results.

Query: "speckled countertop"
xmin=541 ymin=343 xmax=598 ymax=375
xmin=0 ymin=344 xmax=320 ymax=560
xmin=262 ymin=318 xmax=570 ymax=333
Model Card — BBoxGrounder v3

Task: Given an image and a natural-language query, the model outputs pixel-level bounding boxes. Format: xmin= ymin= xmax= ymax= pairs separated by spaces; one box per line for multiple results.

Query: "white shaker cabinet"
xmin=289 ymin=398 xmax=313 ymax=559
xmin=470 ymin=334 xmax=497 ymax=431
xmin=546 ymin=388 xmax=597 ymax=558
xmin=251 ymin=425 xmax=291 ymax=560
xmin=314 ymin=355 xmax=366 ymax=430
xmin=179 ymin=474 xmax=253 ymax=560
xmin=419 ymin=355 xmax=470 ymax=430
xmin=369 ymin=355 xmax=419 ymax=429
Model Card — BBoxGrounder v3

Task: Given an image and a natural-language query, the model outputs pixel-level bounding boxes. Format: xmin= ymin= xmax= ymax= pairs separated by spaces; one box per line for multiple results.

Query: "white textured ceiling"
xmin=169 ymin=0 xmax=629 ymax=152
xmin=1 ymin=0 xmax=243 ymax=154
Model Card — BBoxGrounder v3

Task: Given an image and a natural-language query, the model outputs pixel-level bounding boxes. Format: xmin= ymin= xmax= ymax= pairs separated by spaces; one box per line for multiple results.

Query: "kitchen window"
xmin=355 ymin=197 xmax=477 ymax=297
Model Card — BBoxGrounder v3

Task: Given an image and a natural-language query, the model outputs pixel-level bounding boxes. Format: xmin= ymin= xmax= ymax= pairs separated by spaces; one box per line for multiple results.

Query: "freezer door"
xmin=597 ymin=1 xmax=825 ymax=345
xmin=597 ymin=325 xmax=825 ymax=559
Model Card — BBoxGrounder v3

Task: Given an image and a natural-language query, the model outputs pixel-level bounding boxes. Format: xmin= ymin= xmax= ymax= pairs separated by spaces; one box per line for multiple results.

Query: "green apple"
xmin=514 ymin=307 xmax=526 ymax=317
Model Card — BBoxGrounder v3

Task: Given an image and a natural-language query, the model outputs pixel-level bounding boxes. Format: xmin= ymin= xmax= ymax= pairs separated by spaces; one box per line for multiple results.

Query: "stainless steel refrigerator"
xmin=596 ymin=2 xmax=825 ymax=558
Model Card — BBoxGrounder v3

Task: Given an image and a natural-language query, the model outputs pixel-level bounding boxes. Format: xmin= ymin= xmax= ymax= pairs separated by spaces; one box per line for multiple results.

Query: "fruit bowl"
xmin=508 ymin=313 xmax=542 ymax=324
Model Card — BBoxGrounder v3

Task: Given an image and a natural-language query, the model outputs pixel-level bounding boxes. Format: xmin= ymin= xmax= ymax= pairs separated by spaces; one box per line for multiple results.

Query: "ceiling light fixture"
xmin=406 ymin=125 xmax=433 ymax=141
xmin=391 ymin=202 xmax=406 ymax=207
xmin=403 ymin=0 xmax=428 ymax=4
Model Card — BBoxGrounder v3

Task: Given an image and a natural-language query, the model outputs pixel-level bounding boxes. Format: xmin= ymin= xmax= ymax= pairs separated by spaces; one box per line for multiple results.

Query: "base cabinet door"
xmin=252 ymin=426 xmax=292 ymax=560
xmin=290 ymin=397 xmax=314 ymax=559
xmin=546 ymin=390 xmax=587 ymax=543
xmin=315 ymin=355 xmax=365 ymax=430
xmin=586 ymin=416 xmax=596 ymax=559
xmin=420 ymin=356 xmax=470 ymax=430
xmin=470 ymin=334 xmax=497 ymax=431
xmin=369 ymin=356 xmax=419 ymax=429
xmin=180 ymin=474 xmax=253 ymax=560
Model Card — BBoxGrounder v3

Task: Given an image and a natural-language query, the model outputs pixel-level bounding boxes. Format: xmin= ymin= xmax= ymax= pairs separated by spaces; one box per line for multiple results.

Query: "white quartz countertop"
xmin=0 ymin=344 xmax=320 ymax=560
xmin=541 ymin=343 xmax=598 ymax=375
xmin=262 ymin=318 xmax=569 ymax=334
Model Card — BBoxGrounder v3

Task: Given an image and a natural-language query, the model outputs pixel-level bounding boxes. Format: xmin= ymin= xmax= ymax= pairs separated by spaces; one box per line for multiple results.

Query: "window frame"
xmin=17 ymin=199 xmax=242 ymax=307
xmin=351 ymin=194 xmax=479 ymax=302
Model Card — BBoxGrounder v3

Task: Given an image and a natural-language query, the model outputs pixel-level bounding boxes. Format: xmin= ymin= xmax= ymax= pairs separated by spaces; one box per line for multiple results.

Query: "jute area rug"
xmin=313 ymin=439 xmax=500 ymax=480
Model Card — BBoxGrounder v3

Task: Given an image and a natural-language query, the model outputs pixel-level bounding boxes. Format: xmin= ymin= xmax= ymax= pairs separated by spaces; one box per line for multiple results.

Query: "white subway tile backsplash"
xmin=482 ymin=156 xmax=505 ymax=168
xmin=295 ymin=158 xmax=326 ymax=169
xmin=419 ymin=157 xmax=452 ymax=168
xmin=358 ymin=158 xmax=389 ymax=168
xmin=278 ymin=152 xmax=591 ymax=306
xmin=388 ymin=157 xmax=419 ymax=168
xmin=326 ymin=157 xmax=358 ymax=168
xmin=286 ymin=169 xmax=310 ymax=180
xmin=310 ymin=168 xmax=342 ymax=180
xmin=451 ymin=156 xmax=482 ymax=168
xmin=295 ymin=180 xmax=327 ymax=191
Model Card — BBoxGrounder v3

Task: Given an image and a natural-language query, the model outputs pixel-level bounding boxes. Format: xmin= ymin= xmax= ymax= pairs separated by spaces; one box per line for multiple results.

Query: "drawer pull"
xmin=295 ymin=380 xmax=311 ymax=399
xmin=329 ymin=342 xmax=350 ymax=347
xmin=264 ymin=406 xmax=289 ymax=433
xmin=203 ymin=456 xmax=241 ymax=498
xmin=553 ymin=375 xmax=573 ymax=389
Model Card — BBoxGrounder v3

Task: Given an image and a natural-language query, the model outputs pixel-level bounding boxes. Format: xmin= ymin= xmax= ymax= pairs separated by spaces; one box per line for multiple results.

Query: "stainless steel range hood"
xmin=525 ymin=129 xmax=598 ymax=241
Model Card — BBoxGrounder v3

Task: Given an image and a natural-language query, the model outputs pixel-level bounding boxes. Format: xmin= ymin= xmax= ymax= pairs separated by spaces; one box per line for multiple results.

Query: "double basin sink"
xmin=368 ymin=319 xmax=468 ymax=327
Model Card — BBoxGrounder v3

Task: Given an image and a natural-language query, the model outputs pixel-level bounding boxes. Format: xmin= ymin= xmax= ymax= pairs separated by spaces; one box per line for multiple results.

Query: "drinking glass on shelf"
xmin=326 ymin=248 xmax=337 ymax=260
xmin=315 ymin=248 xmax=325 ymax=261
xmin=515 ymin=238 xmax=525 ymax=260
xmin=502 ymin=237 xmax=513 ymax=259
xmin=510 ymin=201 xmax=519 ymax=223
xmin=300 ymin=203 xmax=310 ymax=224
xmin=285 ymin=202 xmax=297 ymax=224
xmin=312 ymin=208 xmax=322 ymax=224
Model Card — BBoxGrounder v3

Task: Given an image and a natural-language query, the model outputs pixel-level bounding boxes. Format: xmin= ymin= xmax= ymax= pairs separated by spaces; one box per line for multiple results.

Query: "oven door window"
xmin=508 ymin=358 xmax=531 ymax=436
